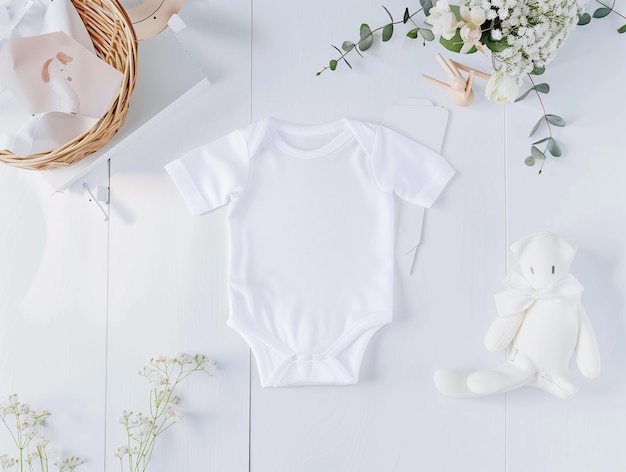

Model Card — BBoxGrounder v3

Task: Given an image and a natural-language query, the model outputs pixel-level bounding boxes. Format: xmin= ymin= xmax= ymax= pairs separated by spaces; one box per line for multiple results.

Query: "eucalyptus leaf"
xmin=515 ymin=88 xmax=534 ymax=102
xmin=531 ymin=146 xmax=546 ymax=161
xmin=546 ymin=114 xmax=566 ymax=127
xmin=593 ymin=7 xmax=612 ymax=18
xmin=484 ymin=37 xmax=508 ymax=52
xmin=577 ymin=12 xmax=592 ymax=25
xmin=529 ymin=116 xmax=545 ymax=137
xmin=403 ymin=7 xmax=410 ymax=23
xmin=359 ymin=24 xmax=373 ymax=51
xmin=531 ymin=66 xmax=545 ymax=75
xmin=515 ymin=83 xmax=550 ymax=102
xmin=329 ymin=59 xmax=337 ymax=71
xmin=383 ymin=23 xmax=394 ymax=42
xmin=342 ymin=41 xmax=355 ymax=52
xmin=439 ymin=29 xmax=469 ymax=53
xmin=407 ymin=28 xmax=419 ymax=39
xmin=532 ymin=137 xmax=550 ymax=145
xmin=525 ymin=156 xmax=536 ymax=166
xmin=421 ymin=29 xmax=435 ymax=41
xmin=618 ymin=24 xmax=626 ymax=33
xmin=547 ymin=137 xmax=562 ymax=157
xmin=449 ymin=4 xmax=461 ymax=19
xmin=382 ymin=5 xmax=394 ymax=22
xmin=420 ymin=0 xmax=433 ymax=16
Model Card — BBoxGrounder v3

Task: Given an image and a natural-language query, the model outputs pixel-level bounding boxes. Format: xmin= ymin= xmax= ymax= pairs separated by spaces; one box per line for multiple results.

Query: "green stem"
xmin=126 ymin=428 xmax=133 ymax=472
xmin=0 ymin=416 xmax=19 ymax=448
xmin=39 ymin=449 xmax=45 ymax=472
xmin=133 ymin=367 xmax=183 ymax=472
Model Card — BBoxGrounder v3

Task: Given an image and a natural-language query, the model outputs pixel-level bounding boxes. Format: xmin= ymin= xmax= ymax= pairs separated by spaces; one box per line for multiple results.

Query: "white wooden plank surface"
xmin=0 ymin=165 xmax=108 ymax=469
xmin=503 ymin=19 xmax=626 ymax=471
xmin=105 ymin=0 xmax=253 ymax=470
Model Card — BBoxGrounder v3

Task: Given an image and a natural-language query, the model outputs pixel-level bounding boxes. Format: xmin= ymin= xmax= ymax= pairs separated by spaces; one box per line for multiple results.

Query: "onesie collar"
xmin=266 ymin=117 xmax=354 ymax=158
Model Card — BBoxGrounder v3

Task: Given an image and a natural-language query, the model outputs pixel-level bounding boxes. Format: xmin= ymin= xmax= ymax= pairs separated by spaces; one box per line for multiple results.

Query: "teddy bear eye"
xmin=530 ymin=266 xmax=534 ymax=275
xmin=552 ymin=265 xmax=555 ymax=274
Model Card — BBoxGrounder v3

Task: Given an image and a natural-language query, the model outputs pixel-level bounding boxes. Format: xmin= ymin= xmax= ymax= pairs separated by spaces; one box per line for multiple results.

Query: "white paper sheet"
xmin=384 ymin=99 xmax=449 ymax=274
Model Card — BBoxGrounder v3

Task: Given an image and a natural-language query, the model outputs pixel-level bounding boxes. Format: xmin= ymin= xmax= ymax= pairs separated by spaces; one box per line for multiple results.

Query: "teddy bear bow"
xmin=493 ymin=272 xmax=584 ymax=317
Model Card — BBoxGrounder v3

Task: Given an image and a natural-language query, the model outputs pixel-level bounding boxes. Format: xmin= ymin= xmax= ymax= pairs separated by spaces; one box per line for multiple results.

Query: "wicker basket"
xmin=0 ymin=0 xmax=138 ymax=171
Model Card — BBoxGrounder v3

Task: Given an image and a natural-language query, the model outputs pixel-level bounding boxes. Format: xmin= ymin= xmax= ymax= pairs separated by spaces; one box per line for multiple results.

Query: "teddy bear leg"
xmin=466 ymin=360 xmax=535 ymax=395
xmin=433 ymin=369 xmax=479 ymax=397
xmin=533 ymin=372 xmax=578 ymax=399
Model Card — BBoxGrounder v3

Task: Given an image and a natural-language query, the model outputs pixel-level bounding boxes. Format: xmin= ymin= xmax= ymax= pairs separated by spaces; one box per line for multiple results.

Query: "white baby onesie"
xmin=166 ymin=118 xmax=454 ymax=387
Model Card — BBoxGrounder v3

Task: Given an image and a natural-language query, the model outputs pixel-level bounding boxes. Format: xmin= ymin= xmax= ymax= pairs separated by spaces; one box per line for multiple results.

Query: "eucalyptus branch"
xmin=519 ymin=73 xmax=565 ymax=174
xmin=529 ymin=74 xmax=552 ymax=136
xmin=317 ymin=6 xmax=430 ymax=75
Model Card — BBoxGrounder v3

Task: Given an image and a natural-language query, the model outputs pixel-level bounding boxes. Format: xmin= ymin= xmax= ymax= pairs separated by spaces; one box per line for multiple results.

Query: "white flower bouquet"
xmin=425 ymin=0 xmax=586 ymax=102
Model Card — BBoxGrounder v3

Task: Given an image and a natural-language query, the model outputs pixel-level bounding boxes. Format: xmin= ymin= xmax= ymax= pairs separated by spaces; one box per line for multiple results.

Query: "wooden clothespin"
xmin=421 ymin=54 xmax=489 ymax=107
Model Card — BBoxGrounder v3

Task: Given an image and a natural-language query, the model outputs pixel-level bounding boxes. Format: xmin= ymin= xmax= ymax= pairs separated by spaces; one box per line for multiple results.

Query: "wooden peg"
xmin=421 ymin=74 xmax=452 ymax=91
xmin=449 ymin=60 xmax=491 ymax=80
xmin=435 ymin=53 xmax=457 ymax=79
xmin=422 ymin=55 xmax=481 ymax=107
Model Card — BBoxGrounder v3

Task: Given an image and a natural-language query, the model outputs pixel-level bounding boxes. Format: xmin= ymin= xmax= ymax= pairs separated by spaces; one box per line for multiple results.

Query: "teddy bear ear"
xmin=510 ymin=232 xmax=577 ymax=263
xmin=509 ymin=233 xmax=536 ymax=261
xmin=554 ymin=234 xmax=577 ymax=263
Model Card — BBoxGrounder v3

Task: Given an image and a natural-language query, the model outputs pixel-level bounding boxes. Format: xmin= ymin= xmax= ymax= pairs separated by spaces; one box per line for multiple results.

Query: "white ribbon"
xmin=494 ymin=271 xmax=583 ymax=317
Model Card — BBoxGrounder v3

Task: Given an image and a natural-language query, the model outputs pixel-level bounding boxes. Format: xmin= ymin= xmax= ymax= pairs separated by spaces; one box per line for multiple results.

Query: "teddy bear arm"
xmin=575 ymin=305 xmax=601 ymax=378
xmin=484 ymin=312 xmax=525 ymax=352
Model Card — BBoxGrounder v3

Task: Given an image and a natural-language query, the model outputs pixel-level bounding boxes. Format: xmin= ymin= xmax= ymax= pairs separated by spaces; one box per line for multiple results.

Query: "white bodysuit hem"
xmin=228 ymin=313 xmax=390 ymax=388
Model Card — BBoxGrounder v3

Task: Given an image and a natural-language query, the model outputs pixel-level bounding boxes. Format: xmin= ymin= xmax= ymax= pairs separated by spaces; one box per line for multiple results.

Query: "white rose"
xmin=485 ymin=72 xmax=520 ymax=103
xmin=425 ymin=0 xmax=460 ymax=40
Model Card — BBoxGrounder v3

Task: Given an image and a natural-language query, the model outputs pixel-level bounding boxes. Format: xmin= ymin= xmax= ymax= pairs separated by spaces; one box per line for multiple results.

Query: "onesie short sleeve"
xmin=165 ymin=129 xmax=250 ymax=215
xmin=370 ymin=124 xmax=454 ymax=207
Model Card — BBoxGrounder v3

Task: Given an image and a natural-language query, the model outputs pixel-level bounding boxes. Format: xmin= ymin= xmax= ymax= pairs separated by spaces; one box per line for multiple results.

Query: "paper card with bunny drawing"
xmin=0 ymin=31 xmax=123 ymax=118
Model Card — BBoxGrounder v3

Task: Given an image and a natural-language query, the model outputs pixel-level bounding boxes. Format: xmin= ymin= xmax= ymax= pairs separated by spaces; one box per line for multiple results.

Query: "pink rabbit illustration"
xmin=41 ymin=51 xmax=79 ymax=115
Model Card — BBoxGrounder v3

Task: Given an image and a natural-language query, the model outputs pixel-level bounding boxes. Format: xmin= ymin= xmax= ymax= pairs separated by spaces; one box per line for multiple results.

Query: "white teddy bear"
xmin=434 ymin=232 xmax=601 ymax=399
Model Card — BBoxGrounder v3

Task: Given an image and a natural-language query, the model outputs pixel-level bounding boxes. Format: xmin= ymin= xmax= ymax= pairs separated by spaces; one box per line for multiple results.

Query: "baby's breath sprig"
xmin=115 ymin=354 xmax=216 ymax=472
xmin=0 ymin=394 xmax=84 ymax=472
